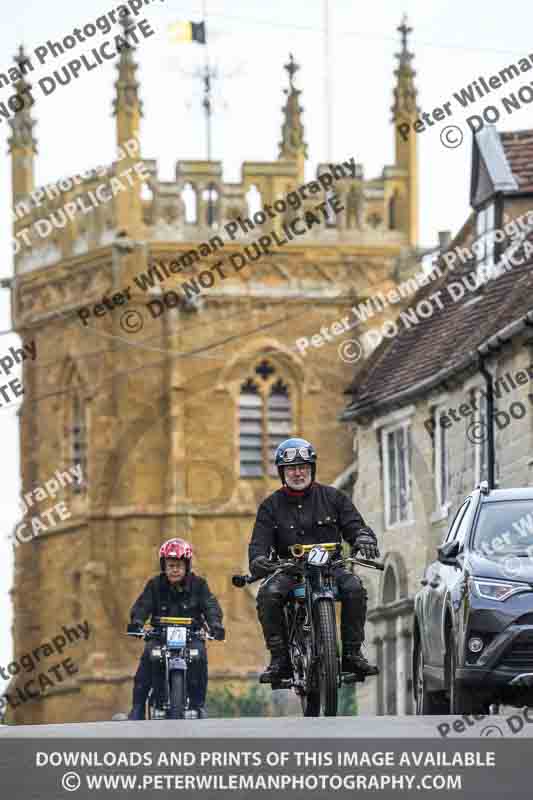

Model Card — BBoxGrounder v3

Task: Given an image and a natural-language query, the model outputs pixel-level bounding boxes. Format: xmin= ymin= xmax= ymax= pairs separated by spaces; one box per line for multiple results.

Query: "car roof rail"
xmin=478 ymin=480 xmax=490 ymax=495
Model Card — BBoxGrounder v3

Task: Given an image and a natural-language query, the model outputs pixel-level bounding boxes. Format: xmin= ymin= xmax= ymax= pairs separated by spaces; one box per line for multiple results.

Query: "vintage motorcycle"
xmin=233 ymin=542 xmax=384 ymax=717
xmin=126 ymin=615 xmax=216 ymax=720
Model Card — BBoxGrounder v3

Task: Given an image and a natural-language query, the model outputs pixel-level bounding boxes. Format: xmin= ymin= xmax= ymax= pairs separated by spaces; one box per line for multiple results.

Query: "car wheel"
xmin=414 ymin=643 xmax=447 ymax=715
xmin=447 ymin=630 xmax=484 ymax=715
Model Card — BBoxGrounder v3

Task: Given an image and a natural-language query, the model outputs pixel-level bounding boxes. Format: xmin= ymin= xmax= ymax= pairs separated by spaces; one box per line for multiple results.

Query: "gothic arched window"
xmin=372 ymin=555 xmax=412 ymax=717
xmin=239 ymin=379 xmax=263 ymax=477
xmin=238 ymin=363 xmax=293 ymax=478
xmin=72 ymin=392 xmax=87 ymax=493
xmin=267 ymin=379 xmax=291 ymax=476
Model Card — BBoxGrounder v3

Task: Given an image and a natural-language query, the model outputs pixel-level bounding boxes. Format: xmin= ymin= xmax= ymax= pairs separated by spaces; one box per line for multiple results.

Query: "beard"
xmin=285 ymin=472 xmax=312 ymax=490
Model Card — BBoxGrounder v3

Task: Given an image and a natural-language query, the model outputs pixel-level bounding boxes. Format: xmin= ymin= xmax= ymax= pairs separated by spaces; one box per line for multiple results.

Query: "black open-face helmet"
xmin=274 ymin=438 xmax=317 ymax=483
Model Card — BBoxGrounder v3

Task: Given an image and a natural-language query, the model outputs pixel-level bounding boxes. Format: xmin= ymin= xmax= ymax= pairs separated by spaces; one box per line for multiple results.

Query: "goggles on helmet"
xmin=282 ymin=446 xmax=311 ymax=463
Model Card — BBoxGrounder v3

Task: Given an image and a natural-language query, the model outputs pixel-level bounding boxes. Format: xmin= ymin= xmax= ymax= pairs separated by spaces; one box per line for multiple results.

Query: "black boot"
xmin=128 ymin=704 xmax=146 ymax=720
xmin=260 ymin=636 xmax=292 ymax=682
xmin=342 ymin=646 xmax=379 ymax=677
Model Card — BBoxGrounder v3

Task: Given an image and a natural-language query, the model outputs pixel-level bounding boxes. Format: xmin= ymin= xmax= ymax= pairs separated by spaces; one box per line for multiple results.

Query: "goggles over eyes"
xmin=282 ymin=447 xmax=311 ymax=462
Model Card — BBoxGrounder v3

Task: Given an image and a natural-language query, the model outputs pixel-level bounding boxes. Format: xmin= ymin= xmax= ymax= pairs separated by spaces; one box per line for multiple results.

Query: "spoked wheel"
xmin=291 ymin=614 xmax=321 ymax=717
xmin=315 ymin=600 xmax=339 ymax=717
xmin=291 ymin=630 xmax=321 ymax=717
xmin=300 ymin=656 xmax=321 ymax=717
xmin=169 ymin=670 xmax=186 ymax=720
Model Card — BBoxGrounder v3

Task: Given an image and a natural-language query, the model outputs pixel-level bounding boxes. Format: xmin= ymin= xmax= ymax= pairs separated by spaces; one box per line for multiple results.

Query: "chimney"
xmin=438 ymin=230 xmax=451 ymax=250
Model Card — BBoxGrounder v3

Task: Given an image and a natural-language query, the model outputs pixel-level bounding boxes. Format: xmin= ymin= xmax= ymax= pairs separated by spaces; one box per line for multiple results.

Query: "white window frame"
xmin=475 ymin=202 xmax=495 ymax=282
xmin=382 ymin=421 xmax=413 ymax=530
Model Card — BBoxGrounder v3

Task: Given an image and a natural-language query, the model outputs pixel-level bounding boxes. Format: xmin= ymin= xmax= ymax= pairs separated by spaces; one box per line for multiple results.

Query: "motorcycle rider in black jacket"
xmin=128 ymin=538 xmax=225 ymax=720
xmin=248 ymin=438 xmax=380 ymax=682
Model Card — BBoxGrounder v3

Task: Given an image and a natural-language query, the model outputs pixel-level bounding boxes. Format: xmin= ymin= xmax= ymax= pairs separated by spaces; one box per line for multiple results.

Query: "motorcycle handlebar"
xmin=232 ymin=554 xmax=384 ymax=588
xmin=345 ymin=556 xmax=385 ymax=572
xmin=126 ymin=624 xmax=217 ymax=639
xmin=232 ymin=574 xmax=262 ymax=587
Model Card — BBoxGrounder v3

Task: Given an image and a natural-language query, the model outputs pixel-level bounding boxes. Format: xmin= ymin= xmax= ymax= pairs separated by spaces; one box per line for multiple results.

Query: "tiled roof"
xmin=343 ymin=230 xmax=533 ymax=419
xmin=501 ymin=130 xmax=533 ymax=193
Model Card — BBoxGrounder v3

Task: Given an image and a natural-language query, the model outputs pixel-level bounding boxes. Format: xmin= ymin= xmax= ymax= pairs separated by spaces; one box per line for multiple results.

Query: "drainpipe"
xmin=476 ymin=310 xmax=533 ymax=490
xmin=478 ymin=355 xmax=495 ymax=489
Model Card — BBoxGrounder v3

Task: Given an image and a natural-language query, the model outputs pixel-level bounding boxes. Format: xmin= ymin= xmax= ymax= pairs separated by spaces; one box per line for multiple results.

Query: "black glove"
xmin=352 ymin=533 xmax=380 ymax=561
xmin=250 ymin=555 xmax=279 ymax=578
xmin=127 ymin=620 xmax=144 ymax=634
xmin=210 ymin=622 xmax=225 ymax=641
xmin=285 ymin=561 xmax=304 ymax=577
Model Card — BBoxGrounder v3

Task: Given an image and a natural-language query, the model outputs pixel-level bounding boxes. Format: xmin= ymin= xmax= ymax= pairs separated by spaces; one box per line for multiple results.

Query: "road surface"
xmin=1 ymin=712 xmax=532 ymax=737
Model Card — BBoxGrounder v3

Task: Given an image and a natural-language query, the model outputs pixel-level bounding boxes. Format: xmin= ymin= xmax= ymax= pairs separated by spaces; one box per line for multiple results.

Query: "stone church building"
xmin=7 ymin=16 xmax=422 ymax=723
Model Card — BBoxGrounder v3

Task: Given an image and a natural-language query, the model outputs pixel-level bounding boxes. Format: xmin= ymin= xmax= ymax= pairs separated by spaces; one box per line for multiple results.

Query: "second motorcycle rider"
xmin=128 ymin=538 xmax=225 ymax=720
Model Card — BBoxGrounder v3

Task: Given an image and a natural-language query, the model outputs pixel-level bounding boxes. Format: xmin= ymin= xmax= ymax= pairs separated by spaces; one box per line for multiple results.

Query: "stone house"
xmin=341 ymin=123 xmax=533 ymax=716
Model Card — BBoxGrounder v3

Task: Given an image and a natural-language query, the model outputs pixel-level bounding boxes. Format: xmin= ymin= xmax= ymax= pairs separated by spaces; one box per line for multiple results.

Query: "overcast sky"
xmin=1 ymin=0 xmax=532 ymax=698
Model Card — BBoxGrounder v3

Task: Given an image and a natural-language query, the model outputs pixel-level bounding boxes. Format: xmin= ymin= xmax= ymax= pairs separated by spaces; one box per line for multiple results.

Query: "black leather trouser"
xmin=132 ymin=638 xmax=208 ymax=709
xmin=256 ymin=566 xmax=368 ymax=651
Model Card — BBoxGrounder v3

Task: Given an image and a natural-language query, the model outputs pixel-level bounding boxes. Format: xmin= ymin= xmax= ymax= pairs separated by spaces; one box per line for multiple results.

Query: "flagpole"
xmin=202 ymin=0 xmax=212 ymax=164
xmin=324 ymin=0 xmax=332 ymax=161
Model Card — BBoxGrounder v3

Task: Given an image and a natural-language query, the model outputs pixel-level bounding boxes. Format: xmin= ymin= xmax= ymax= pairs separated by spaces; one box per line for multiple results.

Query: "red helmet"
xmin=159 ymin=538 xmax=193 ymax=572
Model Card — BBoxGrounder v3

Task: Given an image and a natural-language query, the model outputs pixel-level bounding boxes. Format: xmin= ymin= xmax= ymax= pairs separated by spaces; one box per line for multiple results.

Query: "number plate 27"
xmin=167 ymin=626 xmax=187 ymax=648
xmin=308 ymin=546 xmax=330 ymax=566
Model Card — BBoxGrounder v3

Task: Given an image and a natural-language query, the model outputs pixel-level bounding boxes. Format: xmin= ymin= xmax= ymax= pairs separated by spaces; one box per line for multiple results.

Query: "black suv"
xmin=413 ymin=483 xmax=533 ymax=714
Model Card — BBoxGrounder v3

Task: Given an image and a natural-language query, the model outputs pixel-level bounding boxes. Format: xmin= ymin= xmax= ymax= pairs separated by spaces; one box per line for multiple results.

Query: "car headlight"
xmin=470 ymin=577 xmax=532 ymax=602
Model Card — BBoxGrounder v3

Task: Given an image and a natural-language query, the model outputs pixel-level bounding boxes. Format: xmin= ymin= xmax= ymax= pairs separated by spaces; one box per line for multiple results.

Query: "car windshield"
xmin=472 ymin=500 xmax=533 ymax=558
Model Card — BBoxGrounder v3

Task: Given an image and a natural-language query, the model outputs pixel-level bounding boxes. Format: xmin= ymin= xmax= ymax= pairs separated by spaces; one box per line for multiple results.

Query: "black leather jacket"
xmin=130 ymin=573 xmax=223 ymax=629
xmin=248 ymin=482 xmax=376 ymax=569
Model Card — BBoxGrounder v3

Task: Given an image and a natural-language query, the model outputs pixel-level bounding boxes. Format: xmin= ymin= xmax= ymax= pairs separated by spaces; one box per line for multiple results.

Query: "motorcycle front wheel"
xmin=315 ymin=600 xmax=338 ymax=717
xmin=169 ymin=670 xmax=186 ymax=720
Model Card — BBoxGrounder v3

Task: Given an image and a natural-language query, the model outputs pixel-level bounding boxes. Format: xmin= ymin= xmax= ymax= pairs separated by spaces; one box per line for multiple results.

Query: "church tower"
xmin=6 ymin=19 xmax=421 ymax=723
